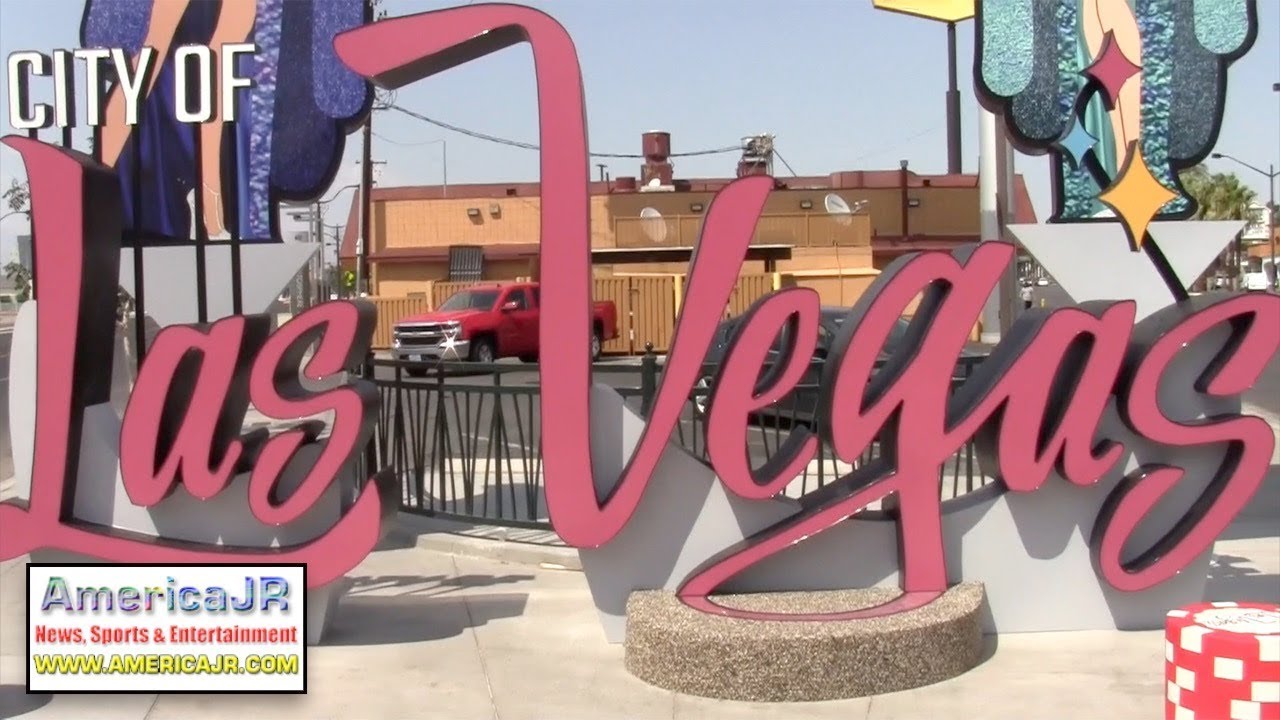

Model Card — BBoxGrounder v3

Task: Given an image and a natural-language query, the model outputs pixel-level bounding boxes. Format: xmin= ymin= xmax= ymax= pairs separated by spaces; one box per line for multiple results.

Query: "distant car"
xmin=692 ymin=306 xmax=987 ymax=425
xmin=392 ymin=282 xmax=619 ymax=371
xmin=1036 ymin=277 xmax=1049 ymax=286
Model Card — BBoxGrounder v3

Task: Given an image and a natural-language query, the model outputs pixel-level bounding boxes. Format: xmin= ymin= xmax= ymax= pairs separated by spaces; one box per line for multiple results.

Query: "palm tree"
xmin=1179 ymin=165 xmax=1257 ymax=289
xmin=2 ymin=179 xmax=31 ymax=301
xmin=3 ymin=261 xmax=31 ymax=302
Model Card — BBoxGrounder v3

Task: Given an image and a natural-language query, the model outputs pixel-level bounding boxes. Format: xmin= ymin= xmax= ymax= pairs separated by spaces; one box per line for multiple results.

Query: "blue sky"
xmin=1 ymin=0 xmax=1277 ymax=264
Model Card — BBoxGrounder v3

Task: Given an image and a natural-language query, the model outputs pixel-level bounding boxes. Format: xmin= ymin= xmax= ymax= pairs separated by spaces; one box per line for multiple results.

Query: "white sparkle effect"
xmin=437 ymin=325 xmax=464 ymax=364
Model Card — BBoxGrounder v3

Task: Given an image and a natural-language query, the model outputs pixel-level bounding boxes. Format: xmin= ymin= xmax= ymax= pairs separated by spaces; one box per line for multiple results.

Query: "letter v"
xmin=543 ymin=176 xmax=773 ymax=548
xmin=333 ymin=5 xmax=776 ymax=547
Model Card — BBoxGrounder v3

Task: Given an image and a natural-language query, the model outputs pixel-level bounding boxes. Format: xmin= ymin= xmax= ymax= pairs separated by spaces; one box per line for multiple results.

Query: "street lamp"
xmin=1212 ymin=152 xmax=1278 ymax=291
xmin=287 ymin=182 xmax=361 ymax=303
xmin=288 ymin=184 xmax=357 ymax=309
xmin=873 ymin=1 xmax=975 ymax=175
xmin=320 ymin=183 xmax=360 ymax=206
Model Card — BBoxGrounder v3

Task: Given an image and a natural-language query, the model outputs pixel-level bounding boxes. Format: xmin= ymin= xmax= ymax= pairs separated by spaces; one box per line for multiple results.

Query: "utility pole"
xmin=357 ymin=122 xmax=372 ymax=297
xmin=1273 ymin=81 xmax=1279 ymax=290
xmin=330 ymin=224 xmax=343 ymax=300
xmin=945 ymin=21 xmax=962 ymax=174
xmin=872 ymin=2 xmax=971 ymax=175
xmin=356 ymin=0 xmax=380 ymax=298
xmin=311 ymin=202 xmax=322 ymax=307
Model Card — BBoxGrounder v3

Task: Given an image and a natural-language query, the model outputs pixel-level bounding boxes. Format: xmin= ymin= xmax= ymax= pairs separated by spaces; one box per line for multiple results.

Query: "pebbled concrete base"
xmin=624 ymin=583 xmax=987 ymax=702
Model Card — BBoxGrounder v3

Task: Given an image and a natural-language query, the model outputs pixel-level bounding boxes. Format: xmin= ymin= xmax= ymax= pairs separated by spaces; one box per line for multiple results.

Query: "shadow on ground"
xmin=1205 ymin=553 xmax=1280 ymax=601
xmin=0 ymin=685 xmax=51 ymax=718
xmin=325 ymin=592 xmax=529 ymax=646
xmin=975 ymin=633 xmax=1000 ymax=667
xmin=347 ymin=572 xmax=534 ymax=597
xmin=320 ymin=572 xmax=534 ymax=646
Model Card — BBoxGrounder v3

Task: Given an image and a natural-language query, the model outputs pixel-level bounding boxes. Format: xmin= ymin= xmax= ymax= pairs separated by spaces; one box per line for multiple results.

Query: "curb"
xmin=385 ymin=513 xmax=581 ymax=571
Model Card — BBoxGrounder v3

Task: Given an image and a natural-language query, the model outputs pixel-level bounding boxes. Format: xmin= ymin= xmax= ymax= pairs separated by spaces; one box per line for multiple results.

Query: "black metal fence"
xmin=359 ymin=352 xmax=993 ymax=530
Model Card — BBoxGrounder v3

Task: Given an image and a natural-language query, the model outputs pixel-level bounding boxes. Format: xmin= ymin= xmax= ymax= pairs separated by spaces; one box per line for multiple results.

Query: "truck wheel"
xmin=591 ymin=329 xmax=603 ymax=361
xmin=470 ymin=337 xmax=496 ymax=363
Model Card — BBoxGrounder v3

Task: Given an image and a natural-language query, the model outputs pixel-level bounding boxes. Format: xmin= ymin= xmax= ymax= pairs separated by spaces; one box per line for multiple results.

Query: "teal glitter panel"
xmin=1055 ymin=0 xmax=1098 ymax=220
xmin=1135 ymin=0 xmax=1184 ymax=216
xmin=1009 ymin=0 xmax=1075 ymax=143
xmin=974 ymin=0 xmax=1080 ymax=146
xmin=1194 ymin=0 xmax=1252 ymax=53
xmin=1053 ymin=0 xmax=1082 ymax=122
xmin=1168 ymin=0 xmax=1255 ymax=163
xmin=979 ymin=0 xmax=1036 ymax=96
xmin=974 ymin=0 xmax=1259 ymax=225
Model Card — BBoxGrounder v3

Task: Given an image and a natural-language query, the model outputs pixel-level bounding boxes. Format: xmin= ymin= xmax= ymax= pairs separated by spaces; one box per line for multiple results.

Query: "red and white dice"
xmin=1166 ymin=602 xmax=1280 ymax=720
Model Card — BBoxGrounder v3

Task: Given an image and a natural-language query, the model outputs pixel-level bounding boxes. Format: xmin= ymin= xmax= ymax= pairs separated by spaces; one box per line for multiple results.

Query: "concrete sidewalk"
xmin=2 ymin=514 xmax=1277 ymax=719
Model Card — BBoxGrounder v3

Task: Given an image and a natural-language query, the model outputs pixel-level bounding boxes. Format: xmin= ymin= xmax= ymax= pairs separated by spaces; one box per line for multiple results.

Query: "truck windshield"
xmin=439 ymin=290 xmax=500 ymax=311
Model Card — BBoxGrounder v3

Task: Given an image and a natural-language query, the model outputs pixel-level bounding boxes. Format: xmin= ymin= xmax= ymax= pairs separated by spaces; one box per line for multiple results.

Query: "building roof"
xmin=340 ymin=169 xmax=1040 ymax=260
xmin=369 ymin=244 xmax=795 ymax=266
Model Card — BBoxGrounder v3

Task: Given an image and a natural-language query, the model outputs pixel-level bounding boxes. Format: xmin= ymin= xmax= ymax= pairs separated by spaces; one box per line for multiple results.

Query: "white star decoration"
xmin=436 ymin=325 xmax=464 ymax=365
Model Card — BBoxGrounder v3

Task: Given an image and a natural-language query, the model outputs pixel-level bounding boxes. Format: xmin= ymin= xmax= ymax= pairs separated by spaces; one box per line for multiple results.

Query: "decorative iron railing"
xmin=359 ymin=352 xmax=993 ymax=530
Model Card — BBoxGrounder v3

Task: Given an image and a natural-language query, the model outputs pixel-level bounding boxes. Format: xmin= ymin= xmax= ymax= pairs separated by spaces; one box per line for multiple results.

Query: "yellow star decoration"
xmin=1098 ymin=142 xmax=1178 ymax=251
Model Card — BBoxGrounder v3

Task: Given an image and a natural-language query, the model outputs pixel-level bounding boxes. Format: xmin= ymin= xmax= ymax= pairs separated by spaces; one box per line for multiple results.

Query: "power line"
xmin=385 ymin=104 xmax=743 ymax=159
xmin=373 ymin=131 xmax=443 ymax=147
xmin=848 ymin=125 xmax=941 ymax=165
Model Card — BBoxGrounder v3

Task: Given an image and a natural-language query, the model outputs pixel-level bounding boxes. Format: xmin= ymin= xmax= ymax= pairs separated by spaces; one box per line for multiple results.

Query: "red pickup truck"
xmin=392 ymin=282 xmax=619 ymax=365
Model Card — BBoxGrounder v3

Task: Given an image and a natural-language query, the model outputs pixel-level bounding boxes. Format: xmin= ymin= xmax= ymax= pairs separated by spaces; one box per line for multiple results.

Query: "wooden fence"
xmin=368 ymin=296 xmax=432 ymax=349
xmin=620 ymin=275 xmax=678 ymax=354
xmin=365 ymin=273 xmax=778 ymax=352
xmin=726 ymin=274 xmax=776 ymax=317
xmin=431 ymin=281 xmax=478 ymax=308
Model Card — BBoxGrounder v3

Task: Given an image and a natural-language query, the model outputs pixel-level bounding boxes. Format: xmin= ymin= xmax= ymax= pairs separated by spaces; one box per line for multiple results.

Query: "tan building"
xmin=340 ymin=132 xmax=1038 ymax=303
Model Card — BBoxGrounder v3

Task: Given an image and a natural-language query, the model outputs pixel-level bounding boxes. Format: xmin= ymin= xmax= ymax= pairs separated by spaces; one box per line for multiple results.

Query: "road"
xmin=1028 ymin=283 xmax=1279 ymax=416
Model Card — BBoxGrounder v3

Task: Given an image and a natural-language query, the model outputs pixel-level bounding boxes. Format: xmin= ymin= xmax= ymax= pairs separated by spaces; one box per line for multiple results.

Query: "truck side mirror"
xmin=501 ymin=300 xmax=520 ymax=312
